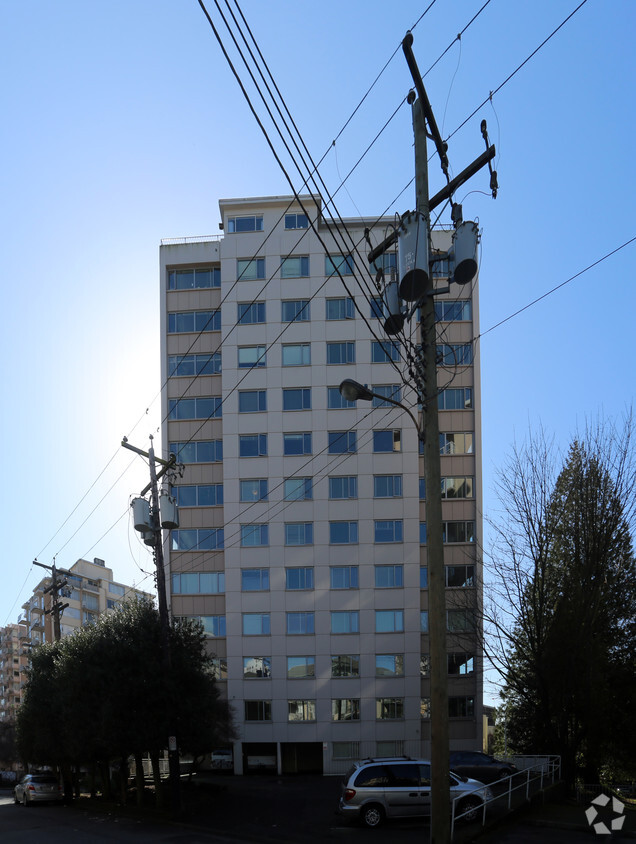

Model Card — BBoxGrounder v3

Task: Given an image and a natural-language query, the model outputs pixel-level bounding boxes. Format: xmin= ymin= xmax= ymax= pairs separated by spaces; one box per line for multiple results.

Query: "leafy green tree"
xmin=485 ymin=418 xmax=636 ymax=786
xmin=17 ymin=599 xmax=235 ymax=803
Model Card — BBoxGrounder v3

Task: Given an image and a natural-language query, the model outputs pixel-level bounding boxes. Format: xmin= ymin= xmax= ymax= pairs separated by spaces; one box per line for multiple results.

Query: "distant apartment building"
xmin=0 ymin=622 xmax=29 ymax=722
xmin=20 ymin=558 xmax=153 ymax=644
xmin=160 ymin=194 xmax=482 ymax=774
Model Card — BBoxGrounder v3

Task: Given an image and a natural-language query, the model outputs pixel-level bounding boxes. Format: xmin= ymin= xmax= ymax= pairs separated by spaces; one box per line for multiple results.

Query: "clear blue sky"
xmin=2 ymin=1 xmax=634 ymax=705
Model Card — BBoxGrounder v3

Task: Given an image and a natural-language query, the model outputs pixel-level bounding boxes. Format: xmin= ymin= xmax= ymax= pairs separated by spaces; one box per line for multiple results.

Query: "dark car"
xmin=449 ymin=751 xmax=517 ymax=784
xmin=14 ymin=773 xmax=63 ymax=805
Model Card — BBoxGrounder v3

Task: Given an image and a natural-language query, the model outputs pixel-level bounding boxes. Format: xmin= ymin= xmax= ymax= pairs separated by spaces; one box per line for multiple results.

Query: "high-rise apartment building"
xmin=0 ymin=622 xmax=29 ymax=723
xmin=20 ymin=558 xmax=153 ymax=644
xmin=160 ymin=194 xmax=482 ymax=775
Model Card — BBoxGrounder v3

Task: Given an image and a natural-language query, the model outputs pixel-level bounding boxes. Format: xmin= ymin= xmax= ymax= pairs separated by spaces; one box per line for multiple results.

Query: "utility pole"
xmin=363 ymin=31 xmax=496 ymax=844
xmin=33 ymin=559 xmax=72 ymax=642
xmin=122 ymin=435 xmax=181 ymax=816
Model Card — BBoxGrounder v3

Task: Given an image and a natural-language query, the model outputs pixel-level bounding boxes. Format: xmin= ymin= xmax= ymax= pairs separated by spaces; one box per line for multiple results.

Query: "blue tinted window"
xmin=373 ymin=430 xmax=401 ymax=452
xmin=328 ymin=431 xmax=357 ymax=454
xmin=239 ymin=390 xmax=267 ymax=413
xmin=239 ymin=434 xmax=267 ymax=457
xmin=374 ymin=520 xmax=403 ymax=543
xmin=283 ymin=388 xmax=311 ymax=411
xmin=283 ymin=432 xmax=312 ymax=455
xmin=242 ymin=569 xmax=269 ymax=591
xmin=328 ymin=476 xmax=357 ymax=499
xmin=329 ymin=521 xmax=358 ymax=544
xmin=238 ymin=302 xmax=265 ymax=324
xmin=282 ymin=300 xmax=310 ymax=322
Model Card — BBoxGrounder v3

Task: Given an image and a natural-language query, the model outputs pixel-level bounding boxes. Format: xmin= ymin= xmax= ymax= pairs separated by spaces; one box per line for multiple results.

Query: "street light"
xmin=339 ymin=379 xmax=422 ymax=438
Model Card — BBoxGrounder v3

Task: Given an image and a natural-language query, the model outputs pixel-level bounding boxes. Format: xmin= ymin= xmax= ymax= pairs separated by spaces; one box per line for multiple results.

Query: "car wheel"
xmin=459 ymin=797 xmax=482 ymax=822
xmin=360 ymin=803 xmax=384 ymax=829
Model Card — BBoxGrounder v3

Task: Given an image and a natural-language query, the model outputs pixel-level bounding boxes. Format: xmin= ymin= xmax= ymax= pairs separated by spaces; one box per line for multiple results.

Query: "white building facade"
xmin=160 ymin=194 xmax=482 ymax=775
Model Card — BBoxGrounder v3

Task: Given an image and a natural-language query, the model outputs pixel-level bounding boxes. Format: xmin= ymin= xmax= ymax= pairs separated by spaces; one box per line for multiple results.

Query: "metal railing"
xmin=450 ymin=755 xmax=562 ymax=839
xmin=160 ymin=234 xmax=223 ymax=246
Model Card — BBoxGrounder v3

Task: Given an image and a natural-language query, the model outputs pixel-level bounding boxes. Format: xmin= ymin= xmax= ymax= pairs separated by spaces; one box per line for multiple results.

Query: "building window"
xmin=244 ymin=700 xmax=271 ymax=721
xmin=376 ymin=698 xmax=404 ymax=720
xmin=238 ymin=302 xmax=265 ymax=324
xmin=371 ymin=340 xmax=401 ymax=363
xmin=449 ymin=696 xmax=475 ymax=718
xmin=237 ymin=258 xmax=265 ymax=280
xmin=228 ymin=215 xmax=263 ymax=233
xmin=373 ymin=429 xmax=401 ymax=452
xmin=330 ymin=566 xmax=358 ymax=589
xmin=448 ymin=653 xmax=474 ymax=676
xmin=168 ymin=310 xmax=221 ymax=333
xmin=328 ymin=476 xmax=357 ymax=499
xmin=331 ymin=655 xmax=360 ymax=677
xmin=168 ymin=267 xmax=220 ymax=290
xmin=239 ymin=390 xmax=267 ymax=413
xmin=447 ymin=609 xmax=474 ymax=632
xmin=239 ymin=434 xmax=267 ymax=457
xmin=210 ymin=657 xmax=228 ymax=680
xmin=332 ymin=741 xmax=360 ymax=760
xmin=375 ymin=654 xmax=404 ymax=677
xmin=420 ymin=522 xmax=427 ymax=545
xmin=420 ymin=566 xmax=428 ymax=588
xmin=288 ymin=700 xmax=316 ymax=722
xmin=243 ymin=657 xmax=271 ymax=678
xmin=443 ymin=521 xmax=475 ymax=543
xmin=327 ymin=387 xmax=356 ymax=409
xmin=374 ymin=520 xmax=403 ymax=543
xmin=243 ymin=613 xmax=271 ymax=635
xmin=282 ymin=299 xmax=310 ymax=322
xmin=421 ymin=655 xmax=431 ymax=676
xmin=174 ymin=484 xmax=223 ymax=507
xmin=241 ymin=569 xmax=270 ymax=592
xmin=240 ymin=479 xmax=268 ymax=502
xmin=238 ymin=346 xmax=266 ymax=368
xmin=442 ymin=477 xmax=474 ymax=499
xmin=172 ymin=572 xmax=224 ymax=594
xmin=281 ymin=256 xmax=309 ymax=277
xmin=285 ymin=212 xmax=308 ymax=230
xmin=283 ymin=432 xmax=312 ymax=455
xmin=375 ymin=610 xmax=404 ymax=633
xmin=373 ymin=475 xmax=402 ymax=498
xmin=168 ymin=353 xmax=221 ymax=376
xmin=176 ymin=615 xmax=225 ymax=637
xmin=438 ymin=387 xmax=473 ymax=410
xmin=370 ymin=296 xmax=383 ymax=320
xmin=421 ymin=611 xmax=429 ymax=633
xmin=282 ymin=343 xmax=310 ymax=366
xmin=328 ymin=431 xmax=357 ymax=454
xmin=372 ymin=384 xmax=401 ymax=407
xmin=434 ymin=299 xmax=472 ymax=321
xmin=326 ymin=254 xmax=354 ymax=276
xmin=285 ymin=567 xmax=314 ymax=590
xmin=446 ymin=565 xmax=475 ymax=588
xmin=437 ymin=343 xmax=473 ymax=366
xmin=240 ymin=524 xmax=269 ymax=547
xmin=172 ymin=528 xmax=224 ymax=551
xmin=331 ymin=611 xmax=359 ymax=634
xmin=332 ymin=699 xmax=360 ymax=721
xmin=326 ymin=297 xmax=354 ymax=320
xmin=286 ymin=612 xmax=314 ymax=635
xmin=419 ymin=478 xmax=426 ymax=500
xmin=326 ymin=341 xmax=355 ymax=365
xmin=440 ymin=432 xmax=474 ymax=455
xmin=287 ymin=656 xmax=315 ymax=678
xmin=377 ymin=740 xmax=404 ymax=756
xmin=284 ymin=522 xmax=313 ymax=546
xmin=375 ymin=565 xmax=403 ymax=589
xmin=283 ymin=388 xmax=311 ymax=411
xmin=421 ymin=698 xmax=431 ymax=719
xmin=168 ymin=396 xmax=222 ymax=420
xmin=284 ymin=477 xmax=313 ymax=501
xmin=330 ymin=521 xmax=358 ymax=544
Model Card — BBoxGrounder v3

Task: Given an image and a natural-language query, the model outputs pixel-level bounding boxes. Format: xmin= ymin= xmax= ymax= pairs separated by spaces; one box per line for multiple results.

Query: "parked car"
xmin=211 ymin=748 xmax=233 ymax=771
xmin=338 ymin=756 xmax=493 ymax=828
xmin=449 ymin=751 xmax=517 ymax=784
xmin=14 ymin=773 xmax=63 ymax=805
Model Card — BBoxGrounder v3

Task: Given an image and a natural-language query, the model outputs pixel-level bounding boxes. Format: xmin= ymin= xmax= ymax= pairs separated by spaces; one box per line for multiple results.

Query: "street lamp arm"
xmin=339 ymin=379 xmax=422 ymax=440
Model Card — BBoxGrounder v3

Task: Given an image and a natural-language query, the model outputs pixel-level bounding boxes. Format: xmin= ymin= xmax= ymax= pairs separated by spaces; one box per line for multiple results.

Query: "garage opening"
xmin=281 ymin=742 xmax=323 ymax=774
